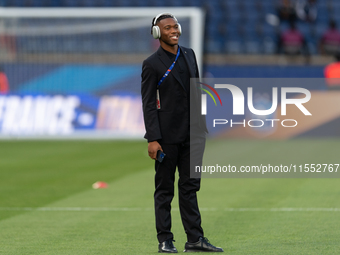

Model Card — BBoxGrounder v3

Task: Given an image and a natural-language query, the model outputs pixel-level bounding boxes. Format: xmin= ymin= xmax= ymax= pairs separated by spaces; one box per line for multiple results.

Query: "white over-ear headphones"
xmin=152 ymin=13 xmax=182 ymax=39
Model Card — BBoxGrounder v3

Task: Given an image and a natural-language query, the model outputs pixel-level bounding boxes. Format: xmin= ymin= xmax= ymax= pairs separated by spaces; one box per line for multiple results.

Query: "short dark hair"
xmin=150 ymin=14 xmax=175 ymax=35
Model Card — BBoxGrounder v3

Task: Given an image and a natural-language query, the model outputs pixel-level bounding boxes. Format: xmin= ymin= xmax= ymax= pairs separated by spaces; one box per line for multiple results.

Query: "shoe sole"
xmin=184 ymin=249 xmax=223 ymax=252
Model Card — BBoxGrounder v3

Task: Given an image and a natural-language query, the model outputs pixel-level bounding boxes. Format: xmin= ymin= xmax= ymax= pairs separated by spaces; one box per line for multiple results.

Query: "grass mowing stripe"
xmin=1 ymin=207 xmax=340 ymax=212
xmin=0 ymin=140 xmax=149 ymax=221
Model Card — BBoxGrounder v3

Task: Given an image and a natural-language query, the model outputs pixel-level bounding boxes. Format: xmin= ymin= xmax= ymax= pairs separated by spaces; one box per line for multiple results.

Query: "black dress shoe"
xmin=184 ymin=237 xmax=223 ymax=252
xmin=158 ymin=239 xmax=178 ymax=253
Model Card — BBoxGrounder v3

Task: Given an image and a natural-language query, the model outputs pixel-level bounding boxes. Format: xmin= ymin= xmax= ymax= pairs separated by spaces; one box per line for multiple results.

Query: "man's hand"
xmin=148 ymin=141 xmax=162 ymax=160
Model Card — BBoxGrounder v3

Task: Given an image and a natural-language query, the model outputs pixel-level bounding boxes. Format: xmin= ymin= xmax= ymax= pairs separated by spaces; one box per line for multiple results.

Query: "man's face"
xmin=158 ymin=18 xmax=180 ymax=46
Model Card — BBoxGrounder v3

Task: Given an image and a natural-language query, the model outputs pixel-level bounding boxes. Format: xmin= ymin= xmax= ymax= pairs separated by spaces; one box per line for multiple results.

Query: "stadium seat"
xmin=2 ymin=0 xmax=335 ymax=55
xmin=61 ymin=0 xmax=78 ymax=7
xmin=244 ymin=40 xmax=262 ymax=54
xmin=262 ymin=36 xmax=276 ymax=54
xmin=315 ymin=23 xmax=329 ymax=38
xmin=81 ymin=0 xmax=96 ymax=7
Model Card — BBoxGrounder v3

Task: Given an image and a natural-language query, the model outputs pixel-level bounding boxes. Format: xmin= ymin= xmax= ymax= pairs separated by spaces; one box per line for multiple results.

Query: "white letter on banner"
xmin=2 ymin=96 xmax=20 ymax=134
xmin=60 ymin=96 xmax=80 ymax=134
xmin=0 ymin=96 xmax=5 ymax=123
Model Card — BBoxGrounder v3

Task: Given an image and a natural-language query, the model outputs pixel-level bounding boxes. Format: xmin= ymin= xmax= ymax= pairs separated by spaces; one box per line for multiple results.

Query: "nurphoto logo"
xmin=200 ymin=83 xmax=312 ymax=129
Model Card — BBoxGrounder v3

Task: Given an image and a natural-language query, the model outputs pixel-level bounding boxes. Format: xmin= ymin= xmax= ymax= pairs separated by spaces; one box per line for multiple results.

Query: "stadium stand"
xmin=0 ymin=0 xmax=339 ymax=56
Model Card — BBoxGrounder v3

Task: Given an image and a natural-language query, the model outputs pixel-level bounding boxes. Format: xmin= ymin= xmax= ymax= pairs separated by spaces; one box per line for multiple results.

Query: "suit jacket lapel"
xmin=157 ymin=46 xmax=185 ymax=91
xmin=181 ymin=46 xmax=195 ymax=78
xmin=182 ymin=46 xmax=199 ymax=104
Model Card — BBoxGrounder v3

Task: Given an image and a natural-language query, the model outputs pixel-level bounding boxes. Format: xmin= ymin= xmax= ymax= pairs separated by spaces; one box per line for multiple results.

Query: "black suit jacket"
xmin=141 ymin=45 xmax=206 ymax=144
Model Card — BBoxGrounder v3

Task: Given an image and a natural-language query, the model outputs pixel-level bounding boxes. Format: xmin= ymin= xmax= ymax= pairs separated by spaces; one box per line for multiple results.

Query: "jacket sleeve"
xmin=141 ymin=59 xmax=162 ymax=142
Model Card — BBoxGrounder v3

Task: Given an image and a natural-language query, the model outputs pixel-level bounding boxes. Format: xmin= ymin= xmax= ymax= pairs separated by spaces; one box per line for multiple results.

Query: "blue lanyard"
xmin=157 ymin=46 xmax=180 ymax=87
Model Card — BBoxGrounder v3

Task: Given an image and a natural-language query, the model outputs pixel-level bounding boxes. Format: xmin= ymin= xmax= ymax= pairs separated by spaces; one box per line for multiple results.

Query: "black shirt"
xmin=163 ymin=48 xmax=190 ymax=93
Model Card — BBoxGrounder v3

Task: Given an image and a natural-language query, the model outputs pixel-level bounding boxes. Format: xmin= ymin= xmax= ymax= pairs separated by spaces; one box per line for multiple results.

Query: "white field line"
xmin=0 ymin=207 xmax=340 ymax=212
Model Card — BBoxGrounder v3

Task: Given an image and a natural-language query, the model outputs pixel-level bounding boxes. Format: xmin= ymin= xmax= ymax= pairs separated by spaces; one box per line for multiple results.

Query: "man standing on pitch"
xmin=141 ymin=13 xmax=223 ymax=253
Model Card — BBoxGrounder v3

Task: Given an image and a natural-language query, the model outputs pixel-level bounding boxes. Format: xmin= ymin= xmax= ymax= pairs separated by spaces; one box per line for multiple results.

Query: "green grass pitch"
xmin=0 ymin=139 xmax=339 ymax=254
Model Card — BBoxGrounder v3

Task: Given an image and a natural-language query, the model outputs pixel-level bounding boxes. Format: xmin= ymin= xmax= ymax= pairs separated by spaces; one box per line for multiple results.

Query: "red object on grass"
xmin=92 ymin=181 xmax=108 ymax=189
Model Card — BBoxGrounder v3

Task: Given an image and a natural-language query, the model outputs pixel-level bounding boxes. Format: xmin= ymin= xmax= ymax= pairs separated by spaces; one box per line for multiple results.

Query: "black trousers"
xmin=154 ymin=136 xmax=205 ymax=243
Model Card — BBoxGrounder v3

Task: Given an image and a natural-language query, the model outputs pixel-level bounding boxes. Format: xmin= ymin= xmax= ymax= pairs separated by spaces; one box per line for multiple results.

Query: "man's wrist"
xmin=148 ymin=139 xmax=160 ymax=144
